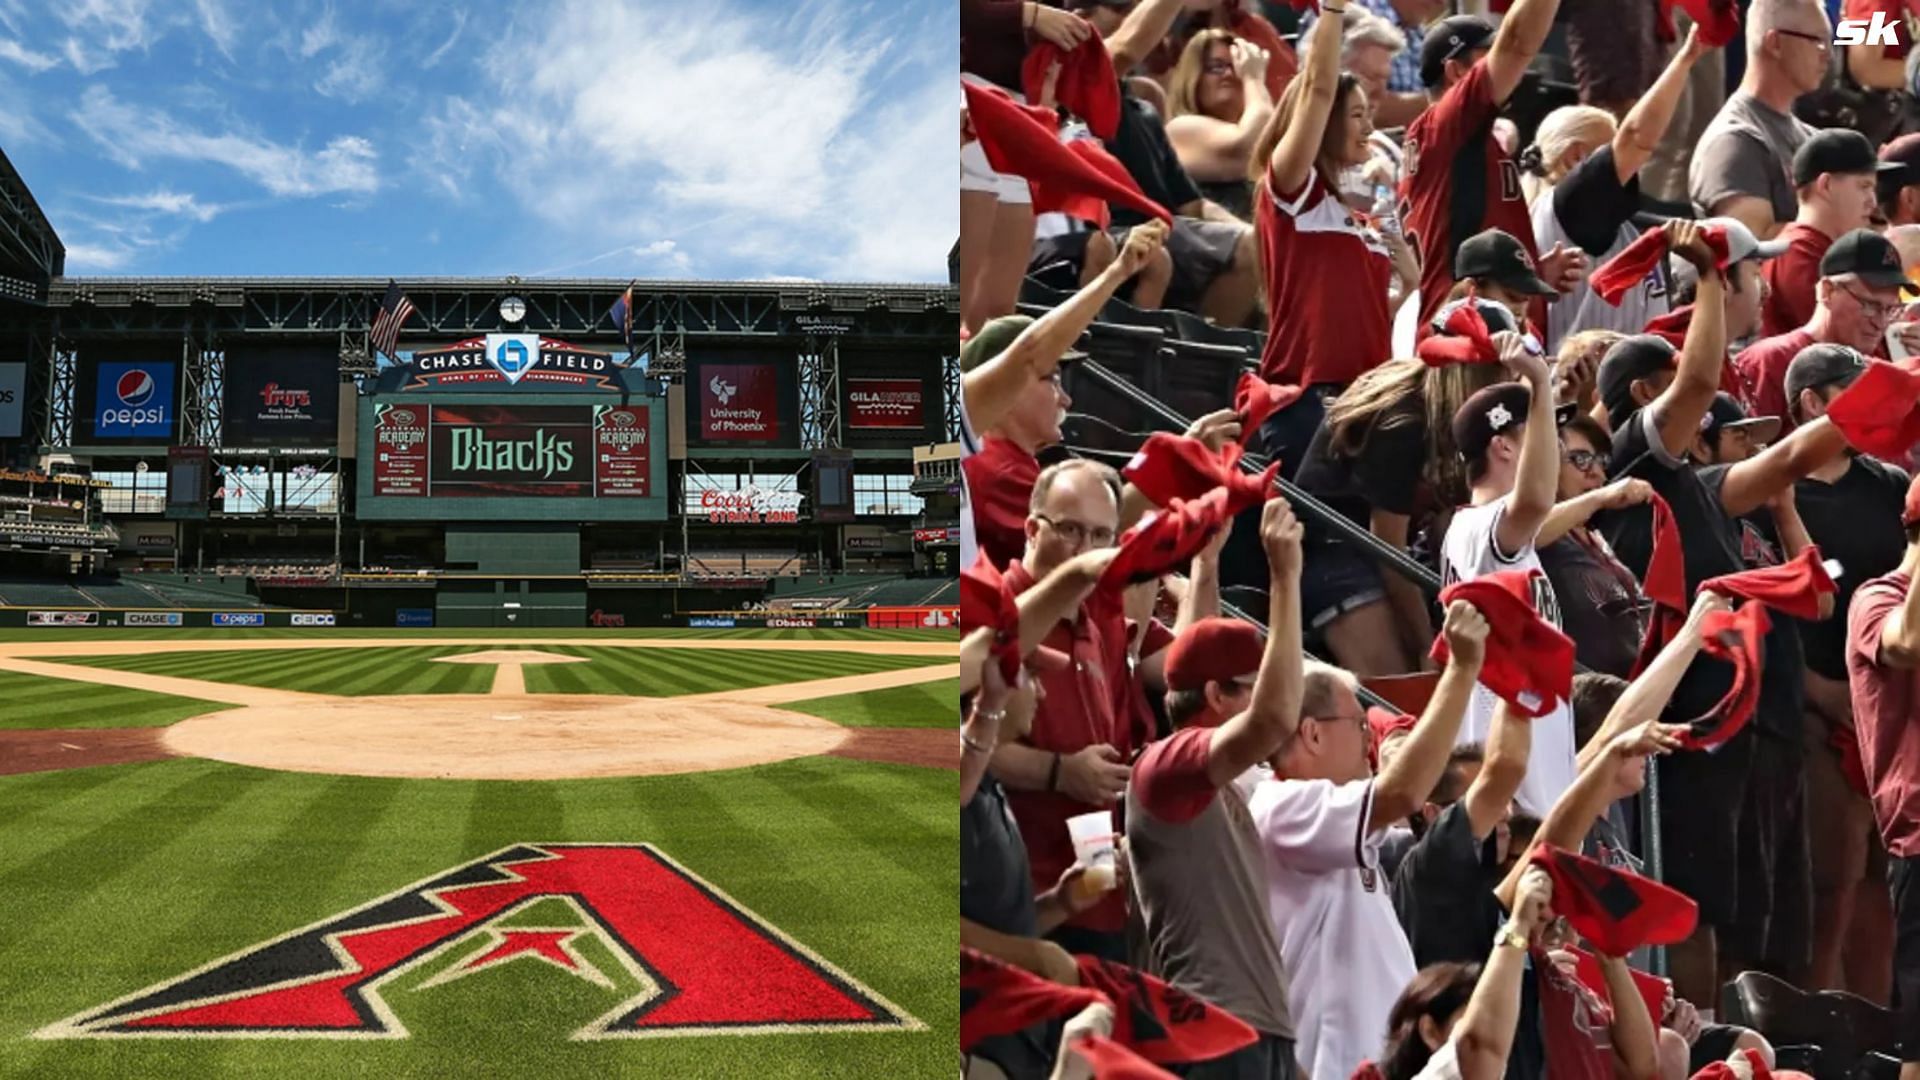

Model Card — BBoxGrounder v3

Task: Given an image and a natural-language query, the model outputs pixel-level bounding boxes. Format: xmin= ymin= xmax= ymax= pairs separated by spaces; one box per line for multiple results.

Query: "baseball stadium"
xmin=0 ymin=147 xmax=960 ymax=1077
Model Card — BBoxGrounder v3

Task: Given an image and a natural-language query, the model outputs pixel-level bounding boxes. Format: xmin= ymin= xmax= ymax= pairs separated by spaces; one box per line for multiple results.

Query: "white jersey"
xmin=1249 ymin=777 xmax=1416 ymax=1080
xmin=1439 ymin=499 xmax=1577 ymax=815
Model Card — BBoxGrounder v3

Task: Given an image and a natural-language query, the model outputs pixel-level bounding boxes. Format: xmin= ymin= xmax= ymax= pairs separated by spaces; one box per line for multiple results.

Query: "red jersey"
xmin=1842 ymin=0 xmax=1916 ymax=62
xmin=1846 ymin=571 xmax=1920 ymax=857
xmin=1255 ymin=167 xmax=1393 ymax=387
xmin=1733 ymin=328 xmax=1817 ymax=430
xmin=963 ymin=436 xmax=1040 ymax=571
xmin=1400 ymin=58 xmax=1536 ymax=327
xmin=1759 ymin=223 xmax=1831 ymax=339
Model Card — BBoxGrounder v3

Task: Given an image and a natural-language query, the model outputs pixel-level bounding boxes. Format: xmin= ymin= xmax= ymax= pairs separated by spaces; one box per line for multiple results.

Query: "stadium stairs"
xmin=1021 ymin=278 xmax=1903 ymax=1072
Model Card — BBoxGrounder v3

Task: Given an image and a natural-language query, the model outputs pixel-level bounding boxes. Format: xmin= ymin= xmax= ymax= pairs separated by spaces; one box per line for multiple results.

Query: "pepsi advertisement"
xmin=84 ymin=356 xmax=176 ymax=443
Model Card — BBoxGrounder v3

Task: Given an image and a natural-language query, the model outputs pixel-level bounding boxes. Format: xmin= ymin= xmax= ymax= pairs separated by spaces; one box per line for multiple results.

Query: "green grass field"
xmin=0 ymin=628 xmax=956 ymax=1077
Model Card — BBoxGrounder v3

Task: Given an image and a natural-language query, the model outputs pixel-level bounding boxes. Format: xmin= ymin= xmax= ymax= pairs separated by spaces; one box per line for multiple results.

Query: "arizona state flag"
xmin=1073 ymin=955 xmax=1259 ymax=1065
xmin=960 ymin=947 xmax=1104 ymax=1051
xmin=1530 ymin=844 xmax=1698 ymax=957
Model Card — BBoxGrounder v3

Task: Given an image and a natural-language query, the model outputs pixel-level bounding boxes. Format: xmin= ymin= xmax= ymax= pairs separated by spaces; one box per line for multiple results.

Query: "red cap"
xmin=1905 ymin=472 xmax=1920 ymax=527
xmin=1164 ymin=617 xmax=1264 ymax=692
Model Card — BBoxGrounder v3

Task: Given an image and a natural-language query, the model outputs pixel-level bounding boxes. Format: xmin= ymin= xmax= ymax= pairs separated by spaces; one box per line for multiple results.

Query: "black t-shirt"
xmin=1701 ymin=470 xmax=1807 ymax=746
xmin=1551 ymin=145 xmax=1643 ymax=258
xmin=1391 ymin=802 xmax=1506 ymax=968
xmin=1294 ymin=402 xmax=1427 ymax=548
xmin=1106 ymin=90 xmax=1204 ymax=227
xmin=1538 ymin=531 xmax=1647 ymax=678
xmin=1795 ymin=456 xmax=1912 ymax=679
xmin=962 ymin=774 xmax=1039 ymax=936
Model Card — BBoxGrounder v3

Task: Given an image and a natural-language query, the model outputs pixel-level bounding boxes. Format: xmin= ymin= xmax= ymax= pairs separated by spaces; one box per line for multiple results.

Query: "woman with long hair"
xmin=1164 ymin=29 xmax=1274 ymax=221
xmin=1245 ymin=1 xmax=1417 ymax=479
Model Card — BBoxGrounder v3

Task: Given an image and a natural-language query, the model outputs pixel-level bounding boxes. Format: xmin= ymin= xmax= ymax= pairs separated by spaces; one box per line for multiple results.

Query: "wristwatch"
xmin=1493 ymin=921 xmax=1530 ymax=952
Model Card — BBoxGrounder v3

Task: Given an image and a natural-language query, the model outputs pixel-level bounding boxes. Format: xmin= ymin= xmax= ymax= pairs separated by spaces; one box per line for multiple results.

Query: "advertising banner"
xmin=868 ymin=606 xmax=959 ymax=629
xmin=93 ymin=361 xmax=175 ymax=440
xmin=222 ymin=346 xmax=341 ymax=447
xmin=402 ymin=337 xmax=619 ymax=390
xmin=429 ymin=403 xmax=592 ymax=497
xmin=0 ymin=362 xmax=23 ymax=439
xmin=592 ymin=405 xmax=651 ymax=497
xmin=697 ymin=484 xmax=803 ymax=525
xmin=846 ymin=378 xmax=924 ymax=430
xmin=371 ymin=403 xmax=430 ymax=497
xmin=28 ymin=610 xmax=100 ymax=627
xmin=212 ymin=612 xmax=267 ymax=627
xmin=396 ymin=608 xmax=435 ymax=627
xmin=914 ymin=527 xmax=960 ymax=543
xmin=687 ymin=616 xmax=736 ymax=628
xmin=290 ymin=613 xmax=336 ymax=627
xmin=697 ymin=364 xmax=780 ymax=441
xmin=124 ymin=612 xmax=184 ymax=627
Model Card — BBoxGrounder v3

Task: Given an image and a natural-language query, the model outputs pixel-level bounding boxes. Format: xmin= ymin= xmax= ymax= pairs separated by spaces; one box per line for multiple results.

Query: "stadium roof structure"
xmin=0 ymin=145 xmax=63 ymax=304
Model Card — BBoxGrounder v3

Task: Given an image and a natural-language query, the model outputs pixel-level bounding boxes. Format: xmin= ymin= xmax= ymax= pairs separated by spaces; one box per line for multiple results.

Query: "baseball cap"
xmin=1452 ymin=382 xmax=1535 ymax=466
xmin=1904 ymin=473 xmax=1920 ymax=527
xmin=1819 ymin=229 xmax=1918 ymax=292
xmin=959 ymin=314 xmax=1088 ymax=374
xmin=1879 ymin=133 xmax=1920 ymax=202
xmin=1164 ymin=617 xmax=1265 ymax=693
xmin=1597 ymin=334 xmax=1679 ymax=429
xmin=1792 ymin=129 xmax=1900 ymax=187
xmin=1455 ymin=229 xmax=1556 ymax=296
xmin=1784 ymin=343 xmax=1870 ymax=410
xmin=1419 ymin=15 xmax=1495 ymax=87
xmin=1700 ymin=391 xmax=1782 ymax=448
xmin=1430 ymin=294 xmax=1522 ymax=336
xmin=1703 ymin=216 xmax=1790 ymax=263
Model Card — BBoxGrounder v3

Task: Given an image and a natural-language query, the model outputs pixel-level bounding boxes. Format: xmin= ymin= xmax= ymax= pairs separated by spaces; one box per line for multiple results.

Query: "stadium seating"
xmin=0 ymin=577 xmax=94 ymax=607
xmin=71 ymin=578 xmax=164 ymax=608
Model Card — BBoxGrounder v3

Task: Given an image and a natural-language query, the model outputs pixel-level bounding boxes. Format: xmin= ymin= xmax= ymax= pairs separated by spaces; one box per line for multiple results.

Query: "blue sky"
xmin=0 ymin=0 xmax=956 ymax=283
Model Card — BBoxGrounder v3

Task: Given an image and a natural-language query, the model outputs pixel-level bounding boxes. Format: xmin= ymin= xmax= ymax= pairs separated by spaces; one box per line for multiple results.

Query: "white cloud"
xmin=314 ymin=42 xmax=383 ymax=102
xmin=55 ymin=0 xmax=154 ymax=73
xmin=299 ymin=7 xmax=339 ymax=58
xmin=63 ymin=243 xmax=134 ymax=271
xmin=71 ymin=86 xmax=379 ymax=197
xmin=0 ymin=38 xmax=55 ymax=72
xmin=416 ymin=0 xmax=952 ymax=281
xmin=86 ymin=190 xmax=226 ymax=223
xmin=421 ymin=9 xmax=466 ymax=69
xmin=194 ymin=0 xmax=237 ymax=60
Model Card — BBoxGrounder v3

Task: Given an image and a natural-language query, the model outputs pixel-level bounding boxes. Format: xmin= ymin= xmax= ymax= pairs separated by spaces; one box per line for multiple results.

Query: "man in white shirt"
xmin=1250 ymin=601 xmax=1490 ymax=1080
xmin=1439 ymin=338 xmax=1577 ymax=814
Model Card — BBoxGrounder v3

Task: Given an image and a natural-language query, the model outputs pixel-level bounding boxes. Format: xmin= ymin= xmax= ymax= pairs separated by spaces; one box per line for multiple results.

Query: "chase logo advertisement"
xmin=95 ymin=362 xmax=175 ymax=439
xmin=124 ymin=612 xmax=184 ymax=627
xmin=212 ymin=612 xmax=267 ymax=627
xmin=402 ymin=337 xmax=616 ymax=389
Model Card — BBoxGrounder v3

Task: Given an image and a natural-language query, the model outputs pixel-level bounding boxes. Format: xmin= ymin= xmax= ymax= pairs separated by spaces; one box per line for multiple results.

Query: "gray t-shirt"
xmin=1688 ymin=91 xmax=1814 ymax=225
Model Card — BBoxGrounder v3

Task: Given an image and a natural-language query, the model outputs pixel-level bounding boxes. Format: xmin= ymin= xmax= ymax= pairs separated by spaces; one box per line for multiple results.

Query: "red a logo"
xmin=36 ymin=844 xmax=921 ymax=1041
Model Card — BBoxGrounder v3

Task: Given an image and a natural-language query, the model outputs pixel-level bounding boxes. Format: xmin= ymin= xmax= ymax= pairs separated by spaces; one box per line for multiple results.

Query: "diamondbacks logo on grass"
xmin=36 ymin=844 xmax=921 ymax=1041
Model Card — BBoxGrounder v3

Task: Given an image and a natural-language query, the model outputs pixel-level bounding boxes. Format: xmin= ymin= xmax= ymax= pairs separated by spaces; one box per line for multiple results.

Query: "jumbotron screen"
xmin=357 ymin=397 xmax=666 ymax=521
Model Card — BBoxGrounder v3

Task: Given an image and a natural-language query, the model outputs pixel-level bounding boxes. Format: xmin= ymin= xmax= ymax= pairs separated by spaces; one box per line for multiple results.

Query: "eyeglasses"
xmin=1202 ymin=59 xmax=1234 ymax=76
xmin=1308 ymin=712 xmax=1369 ymax=734
xmin=1841 ymin=284 xmax=1903 ymax=321
xmin=1774 ymin=27 xmax=1832 ymax=51
xmin=1563 ymin=449 xmax=1604 ymax=473
xmin=1034 ymin=513 xmax=1116 ymax=548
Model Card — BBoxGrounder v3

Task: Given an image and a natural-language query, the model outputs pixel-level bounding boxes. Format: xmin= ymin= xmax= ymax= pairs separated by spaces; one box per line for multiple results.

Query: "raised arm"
xmin=1166 ymin=41 xmax=1275 ymax=180
xmin=1205 ymin=499 xmax=1306 ymax=785
xmin=1612 ymin=27 xmax=1707 ymax=180
xmin=1578 ymin=591 xmax=1724 ymax=769
xmin=1372 ymin=601 xmax=1490 ymax=829
xmin=1494 ymin=336 xmax=1560 ymax=557
xmin=1485 ymin=0 xmax=1565 ymax=104
xmin=1716 ymin=417 xmax=1851 ymax=519
xmin=1597 ymin=952 xmax=1662 ymax=1080
xmin=963 ymin=222 xmax=1168 ymax=434
xmin=1876 ymin=563 xmax=1920 ymax=668
xmin=1175 ymin=525 xmax=1227 ymax=634
xmin=1647 ymin=222 xmax=1728 ymax=459
xmin=1765 ymin=485 xmax=1834 ymax=619
xmin=1536 ymin=478 xmax=1654 ymax=548
xmin=1452 ymin=866 xmax=1554 ymax=1080
xmin=1262 ymin=2 xmax=1346 ymax=196
xmin=1461 ymin=699 xmax=1531 ymax=837
xmin=1103 ymin=0 xmax=1187 ymax=75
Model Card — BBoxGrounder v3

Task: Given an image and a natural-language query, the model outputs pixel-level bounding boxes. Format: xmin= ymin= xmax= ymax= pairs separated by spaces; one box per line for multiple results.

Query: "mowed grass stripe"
xmin=51 ymin=646 xmax=493 ymax=696
xmin=784 ymin=678 xmax=959 ymax=729
xmin=520 ymin=646 xmax=945 ymax=696
xmin=0 ymin=670 xmax=232 ymax=730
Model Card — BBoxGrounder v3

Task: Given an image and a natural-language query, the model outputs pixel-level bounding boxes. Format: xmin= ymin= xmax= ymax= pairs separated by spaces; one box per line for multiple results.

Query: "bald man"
xmin=1690 ymin=0 xmax=1830 ymax=238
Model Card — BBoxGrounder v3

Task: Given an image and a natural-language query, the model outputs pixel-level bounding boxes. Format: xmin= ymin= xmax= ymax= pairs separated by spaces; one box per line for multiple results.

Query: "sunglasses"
xmin=1202 ymin=59 xmax=1234 ymax=76
xmin=1563 ymin=449 xmax=1604 ymax=473
xmin=1774 ymin=27 xmax=1832 ymax=51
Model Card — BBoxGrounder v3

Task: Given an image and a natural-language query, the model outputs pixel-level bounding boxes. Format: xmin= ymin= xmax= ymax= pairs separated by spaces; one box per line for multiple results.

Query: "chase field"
xmin=0 ymin=625 xmax=957 ymax=1078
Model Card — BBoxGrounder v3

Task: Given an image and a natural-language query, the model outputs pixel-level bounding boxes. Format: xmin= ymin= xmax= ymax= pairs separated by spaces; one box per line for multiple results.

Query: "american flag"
xmin=370 ymin=280 xmax=416 ymax=360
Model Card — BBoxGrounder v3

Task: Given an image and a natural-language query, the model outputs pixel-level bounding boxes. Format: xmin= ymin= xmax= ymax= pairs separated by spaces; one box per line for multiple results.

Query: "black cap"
xmin=1419 ymin=15 xmax=1495 ymax=87
xmin=1793 ymin=129 xmax=1900 ymax=186
xmin=1455 ymin=229 xmax=1556 ymax=296
xmin=1597 ymin=334 xmax=1679 ymax=430
xmin=1453 ymin=382 xmax=1534 ymax=466
xmin=1700 ymin=392 xmax=1782 ymax=448
xmin=1819 ymin=228 xmax=1917 ymax=292
xmin=1784 ymin=343 xmax=1870 ymax=412
xmin=1878 ymin=133 xmax=1920 ymax=203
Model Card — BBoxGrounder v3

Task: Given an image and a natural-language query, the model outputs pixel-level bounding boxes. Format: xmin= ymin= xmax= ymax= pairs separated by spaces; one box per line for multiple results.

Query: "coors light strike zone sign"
xmin=699 ymin=485 xmax=803 ymax=525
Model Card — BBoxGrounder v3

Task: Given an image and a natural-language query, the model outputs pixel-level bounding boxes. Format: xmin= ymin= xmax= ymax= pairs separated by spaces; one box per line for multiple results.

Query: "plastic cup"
xmin=1066 ymin=811 xmax=1117 ymax=899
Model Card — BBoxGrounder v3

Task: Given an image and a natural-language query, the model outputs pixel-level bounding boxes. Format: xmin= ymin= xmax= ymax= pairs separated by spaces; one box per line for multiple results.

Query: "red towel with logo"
xmin=1590 ymin=225 xmax=1732 ymax=305
xmin=1122 ymin=433 xmax=1280 ymax=513
xmin=1022 ymin=39 xmax=1121 ymax=139
xmin=1073 ymin=955 xmax=1260 ymax=1065
xmin=1700 ymin=546 xmax=1837 ymax=621
xmin=1429 ymin=569 xmax=1577 ymax=718
xmin=1655 ymin=0 xmax=1741 ymax=47
xmin=1417 ymin=296 xmax=1502 ymax=367
xmin=1100 ymin=489 xmax=1234 ymax=591
xmin=1070 ymin=1035 xmax=1182 ymax=1079
xmin=960 ymin=947 xmax=1105 ymax=1051
xmin=1531 ymin=843 xmax=1700 ymax=957
xmin=1632 ymin=495 xmax=1690 ymax=677
xmin=1233 ymin=373 xmax=1304 ymax=449
xmin=963 ymin=82 xmax=1172 ymax=227
xmin=1825 ymin=359 xmax=1920 ymax=459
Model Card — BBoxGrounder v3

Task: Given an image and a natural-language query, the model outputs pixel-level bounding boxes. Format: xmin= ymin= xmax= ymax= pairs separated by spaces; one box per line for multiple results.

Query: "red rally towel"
xmin=1416 ymin=297 xmax=1501 ymax=367
xmin=1070 ymin=1035 xmax=1182 ymax=1079
xmin=1022 ymin=39 xmax=1121 ymax=140
xmin=1591 ymin=225 xmax=1732 ymax=305
xmin=1690 ymin=1048 xmax=1777 ymax=1080
xmin=962 ymin=82 xmax=1172 ymax=227
xmin=1530 ymin=843 xmax=1700 ymax=957
xmin=1825 ymin=358 xmax=1920 ymax=460
xmin=1701 ymin=546 xmax=1837 ymax=621
xmin=1640 ymin=306 xmax=1748 ymax=401
xmin=962 ymin=553 xmax=1025 ymax=684
xmin=1655 ymin=0 xmax=1742 ymax=46
xmin=1631 ymin=495 xmax=1690 ymax=677
xmin=1122 ymin=433 xmax=1280 ymax=512
xmin=1568 ymin=947 xmax=1670 ymax=1028
xmin=1683 ymin=603 xmax=1771 ymax=751
xmin=1073 ymin=955 xmax=1260 ymax=1065
xmin=960 ymin=947 xmax=1106 ymax=1051
xmin=1430 ymin=569 xmax=1577 ymax=718
xmin=1099 ymin=489 xmax=1235 ymax=591
xmin=1366 ymin=705 xmax=1417 ymax=770
xmin=1233 ymin=373 xmax=1304 ymax=449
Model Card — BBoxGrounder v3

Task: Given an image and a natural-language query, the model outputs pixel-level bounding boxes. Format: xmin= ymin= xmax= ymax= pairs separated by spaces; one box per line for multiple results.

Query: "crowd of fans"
xmin=960 ymin=0 xmax=1920 ymax=1077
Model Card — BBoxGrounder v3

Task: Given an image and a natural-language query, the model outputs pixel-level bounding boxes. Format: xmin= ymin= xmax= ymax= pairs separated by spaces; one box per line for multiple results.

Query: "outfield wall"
xmin=0 ymin=606 xmax=953 ymax=631
xmin=0 ymin=608 xmax=339 ymax=628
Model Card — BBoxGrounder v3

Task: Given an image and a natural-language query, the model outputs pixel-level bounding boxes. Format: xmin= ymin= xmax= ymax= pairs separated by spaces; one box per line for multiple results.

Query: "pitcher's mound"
xmin=162 ymin=694 xmax=849 ymax=780
xmin=430 ymin=649 xmax=589 ymax=665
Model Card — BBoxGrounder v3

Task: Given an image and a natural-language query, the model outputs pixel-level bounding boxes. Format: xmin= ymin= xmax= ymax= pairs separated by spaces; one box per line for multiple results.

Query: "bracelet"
xmin=1047 ymin=752 xmax=1063 ymax=792
xmin=973 ymin=707 xmax=1007 ymax=725
xmin=961 ymin=729 xmax=995 ymax=754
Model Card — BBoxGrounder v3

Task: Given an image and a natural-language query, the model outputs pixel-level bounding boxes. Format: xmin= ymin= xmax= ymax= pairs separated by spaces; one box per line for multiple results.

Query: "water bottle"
xmin=1371 ymin=183 xmax=1401 ymax=241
